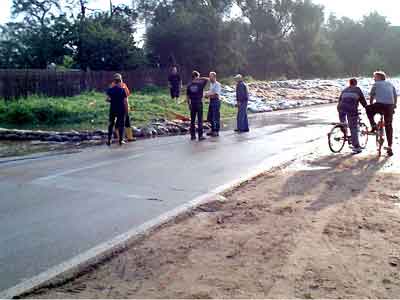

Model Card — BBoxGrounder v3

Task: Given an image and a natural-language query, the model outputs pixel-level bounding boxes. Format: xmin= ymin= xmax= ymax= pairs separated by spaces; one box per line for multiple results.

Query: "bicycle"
xmin=328 ymin=111 xmax=369 ymax=153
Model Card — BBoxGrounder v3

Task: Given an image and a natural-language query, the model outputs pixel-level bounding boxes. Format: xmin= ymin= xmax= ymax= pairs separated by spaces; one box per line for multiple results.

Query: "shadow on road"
xmin=280 ymin=154 xmax=389 ymax=211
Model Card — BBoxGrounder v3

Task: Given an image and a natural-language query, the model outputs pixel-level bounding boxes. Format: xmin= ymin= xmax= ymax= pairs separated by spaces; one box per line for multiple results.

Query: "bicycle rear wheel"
xmin=376 ymin=128 xmax=385 ymax=157
xmin=328 ymin=125 xmax=346 ymax=153
xmin=358 ymin=123 xmax=369 ymax=149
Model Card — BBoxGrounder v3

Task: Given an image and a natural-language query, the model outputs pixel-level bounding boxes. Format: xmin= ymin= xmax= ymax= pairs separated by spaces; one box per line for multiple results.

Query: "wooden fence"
xmin=0 ymin=69 xmax=172 ymax=100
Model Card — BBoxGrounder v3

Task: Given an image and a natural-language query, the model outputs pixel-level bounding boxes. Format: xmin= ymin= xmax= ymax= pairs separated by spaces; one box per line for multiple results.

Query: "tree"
xmin=290 ymin=0 xmax=324 ymax=77
xmin=0 ymin=0 xmax=73 ymax=68
xmin=78 ymin=6 xmax=145 ymax=70
xmin=235 ymin=0 xmax=296 ymax=78
xmin=144 ymin=0 xmax=238 ymax=76
xmin=11 ymin=0 xmax=61 ymax=26
xmin=0 ymin=13 xmax=74 ymax=68
xmin=326 ymin=16 xmax=366 ymax=75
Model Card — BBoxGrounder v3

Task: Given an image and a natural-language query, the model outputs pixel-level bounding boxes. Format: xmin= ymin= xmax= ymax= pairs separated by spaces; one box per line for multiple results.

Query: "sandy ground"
xmin=26 ymin=146 xmax=400 ymax=299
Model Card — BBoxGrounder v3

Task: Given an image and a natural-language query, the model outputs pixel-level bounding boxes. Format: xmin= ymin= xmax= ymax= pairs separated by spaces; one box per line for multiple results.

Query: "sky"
xmin=0 ymin=0 xmax=399 ymax=25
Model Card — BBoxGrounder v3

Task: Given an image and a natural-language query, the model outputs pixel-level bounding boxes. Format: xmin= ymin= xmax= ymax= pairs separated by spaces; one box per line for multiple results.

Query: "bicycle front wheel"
xmin=358 ymin=123 xmax=369 ymax=149
xmin=328 ymin=125 xmax=346 ymax=153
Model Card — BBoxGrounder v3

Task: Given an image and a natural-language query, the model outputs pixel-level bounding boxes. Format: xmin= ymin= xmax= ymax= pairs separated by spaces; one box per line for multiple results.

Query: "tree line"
xmin=1 ymin=0 xmax=399 ymax=79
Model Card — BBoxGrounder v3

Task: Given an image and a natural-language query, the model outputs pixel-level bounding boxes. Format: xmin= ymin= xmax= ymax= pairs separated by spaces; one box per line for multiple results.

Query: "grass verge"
xmin=0 ymin=88 xmax=237 ymax=131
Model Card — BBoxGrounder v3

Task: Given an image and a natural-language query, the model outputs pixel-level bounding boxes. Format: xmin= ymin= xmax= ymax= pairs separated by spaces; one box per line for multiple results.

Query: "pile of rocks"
xmin=221 ymin=78 xmax=346 ymax=113
xmin=221 ymin=77 xmax=400 ymax=113
xmin=0 ymin=128 xmax=107 ymax=143
xmin=133 ymin=119 xmax=211 ymax=138
xmin=0 ymin=120 xmax=211 ymax=143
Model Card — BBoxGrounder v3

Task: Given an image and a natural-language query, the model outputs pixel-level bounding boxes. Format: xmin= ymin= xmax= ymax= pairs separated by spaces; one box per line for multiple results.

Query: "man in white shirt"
xmin=205 ymin=72 xmax=222 ymax=137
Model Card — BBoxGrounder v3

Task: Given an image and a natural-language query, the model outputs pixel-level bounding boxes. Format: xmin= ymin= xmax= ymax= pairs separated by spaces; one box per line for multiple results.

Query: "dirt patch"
xmin=28 ymin=154 xmax=400 ymax=299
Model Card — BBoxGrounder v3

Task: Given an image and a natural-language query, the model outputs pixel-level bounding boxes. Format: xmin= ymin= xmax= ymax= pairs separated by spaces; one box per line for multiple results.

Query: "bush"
xmin=140 ymin=84 xmax=165 ymax=94
xmin=0 ymin=94 xmax=108 ymax=128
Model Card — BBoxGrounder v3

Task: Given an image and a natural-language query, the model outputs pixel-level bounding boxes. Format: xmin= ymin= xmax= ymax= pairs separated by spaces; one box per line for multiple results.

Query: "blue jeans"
xmin=339 ymin=110 xmax=360 ymax=148
xmin=208 ymin=99 xmax=221 ymax=132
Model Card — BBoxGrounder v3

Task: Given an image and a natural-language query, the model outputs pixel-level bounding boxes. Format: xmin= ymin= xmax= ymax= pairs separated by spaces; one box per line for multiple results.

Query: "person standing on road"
xmin=205 ymin=72 xmax=222 ymax=137
xmin=110 ymin=79 xmax=135 ymax=142
xmin=337 ymin=78 xmax=368 ymax=154
xmin=106 ymin=73 xmax=129 ymax=146
xmin=168 ymin=66 xmax=182 ymax=102
xmin=187 ymin=71 xmax=209 ymax=141
xmin=366 ymin=70 xmax=397 ymax=157
xmin=234 ymin=74 xmax=250 ymax=133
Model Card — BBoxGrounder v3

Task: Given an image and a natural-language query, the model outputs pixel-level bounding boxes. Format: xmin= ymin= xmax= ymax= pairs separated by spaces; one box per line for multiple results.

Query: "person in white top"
xmin=205 ymin=72 xmax=222 ymax=137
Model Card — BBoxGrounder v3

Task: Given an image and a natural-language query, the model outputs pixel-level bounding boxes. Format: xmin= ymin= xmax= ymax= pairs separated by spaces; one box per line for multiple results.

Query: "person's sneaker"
xmin=352 ymin=147 xmax=363 ymax=154
xmin=234 ymin=129 xmax=240 ymax=133
xmin=198 ymin=136 xmax=206 ymax=141
xmin=211 ymin=132 xmax=219 ymax=137
xmin=191 ymin=136 xmax=196 ymax=141
xmin=119 ymin=140 xmax=126 ymax=146
xmin=206 ymin=131 xmax=213 ymax=136
xmin=106 ymin=140 xmax=111 ymax=146
xmin=387 ymin=148 xmax=394 ymax=157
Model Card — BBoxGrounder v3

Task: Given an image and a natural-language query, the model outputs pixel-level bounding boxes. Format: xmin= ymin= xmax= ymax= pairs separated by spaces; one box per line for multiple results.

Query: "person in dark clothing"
xmin=366 ymin=70 xmax=397 ymax=157
xmin=168 ymin=66 xmax=182 ymax=102
xmin=187 ymin=71 xmax=209 ymax=141
xmin=337 ymin=78 xmax=368 ymax=154
xmin=234 ymin=74 xmax=250 ymax=133
xmin=106 ymin=73 xmax=129 ymax=146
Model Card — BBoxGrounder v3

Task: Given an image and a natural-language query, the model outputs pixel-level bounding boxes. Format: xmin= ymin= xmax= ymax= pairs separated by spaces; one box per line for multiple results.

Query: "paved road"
xmin=0 ymin=105 xmax=336 ymax=291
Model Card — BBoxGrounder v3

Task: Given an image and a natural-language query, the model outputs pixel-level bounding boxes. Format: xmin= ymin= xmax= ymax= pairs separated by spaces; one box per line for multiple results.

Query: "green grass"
xmin=0 ymin=88 xmax=237 ymax=131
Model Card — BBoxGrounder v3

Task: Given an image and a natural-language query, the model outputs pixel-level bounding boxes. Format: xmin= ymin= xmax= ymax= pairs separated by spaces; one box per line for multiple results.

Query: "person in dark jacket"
xmin=168 ymin=66 xmax=182 ymax=102
xmin=234 ymin=74 xmax=250 ymax=133
xmin=337 ymin=78 xmax=367 ymax=154
xmin=186 ymin=71 xmax=209 ymax=141
xmin=106 ymin=73 xmax=129 ymax=146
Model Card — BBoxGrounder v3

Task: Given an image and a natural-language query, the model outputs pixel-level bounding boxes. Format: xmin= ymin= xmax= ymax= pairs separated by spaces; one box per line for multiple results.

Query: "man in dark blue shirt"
xmin=337 ymin=78 xmax=367 ymax=154
xmin=186 ymin=71 xmax=209 ymax=141
xmin=106 ymin=73 xmax=128 ymax=146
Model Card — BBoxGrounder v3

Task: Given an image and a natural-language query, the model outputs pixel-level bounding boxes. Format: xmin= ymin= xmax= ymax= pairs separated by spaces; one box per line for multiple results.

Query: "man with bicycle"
xmin=337 ymin=78 xmax=368 ymax=154
xmin=366 ymin=70 xmax=397 ymax=157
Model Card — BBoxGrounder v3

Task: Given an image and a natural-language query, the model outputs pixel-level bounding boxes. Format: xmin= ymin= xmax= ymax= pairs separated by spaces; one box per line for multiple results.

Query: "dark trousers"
xmin=124 ymin=114 xmax=131 ymax=127
xmin=170 ymin=86 xmax=180 ymax=99
xmin=190 ymin=102 xmax=203 ymax=138
xmin=208 ymin=99 xmax=221 ymax=132
xmin=366 ymin=103 xmax=395 ymax=147
xmin=339 ymin=110 xmax=360 ymax=148
xmin=237 ymin=101 xmax=249 ymax=132
xmin=108 ymin=110 xmax=125 ymax=142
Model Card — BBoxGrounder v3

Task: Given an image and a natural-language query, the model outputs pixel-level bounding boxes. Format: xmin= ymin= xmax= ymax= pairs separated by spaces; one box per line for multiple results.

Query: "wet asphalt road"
xmin=0 ymin=104 xmax=336 ymax=292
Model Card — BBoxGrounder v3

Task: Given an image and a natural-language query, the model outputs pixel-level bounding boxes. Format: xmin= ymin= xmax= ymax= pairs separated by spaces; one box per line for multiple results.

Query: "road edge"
xmin=0 ymin=143 xmax=316 ymax=299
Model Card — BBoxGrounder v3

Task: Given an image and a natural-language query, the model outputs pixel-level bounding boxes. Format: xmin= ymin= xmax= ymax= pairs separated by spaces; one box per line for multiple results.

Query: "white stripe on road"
xmin=32 ymin=154 xmax=144 ymax=182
